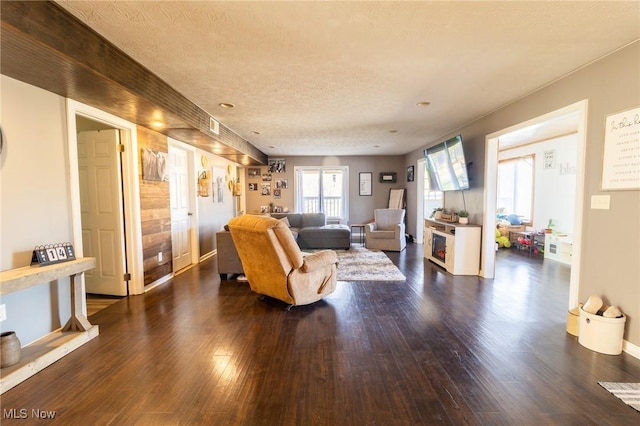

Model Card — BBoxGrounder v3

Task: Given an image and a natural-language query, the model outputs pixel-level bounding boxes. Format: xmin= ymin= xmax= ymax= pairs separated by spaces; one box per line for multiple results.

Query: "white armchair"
xmin=365 ymin=209 xmax=406 ymax=251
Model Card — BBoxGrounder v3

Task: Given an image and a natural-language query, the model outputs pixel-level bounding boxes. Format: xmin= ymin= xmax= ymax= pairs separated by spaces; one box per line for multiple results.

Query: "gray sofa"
xmin=269 ymin=213 xmax=350 ymax=250
xmin=216 ymin=212 xmax=350 ymax=279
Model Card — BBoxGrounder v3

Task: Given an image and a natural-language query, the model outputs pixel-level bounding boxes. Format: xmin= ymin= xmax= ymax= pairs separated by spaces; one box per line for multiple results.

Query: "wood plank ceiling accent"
xmin=0 ymin=1 xmax=266 ymax=165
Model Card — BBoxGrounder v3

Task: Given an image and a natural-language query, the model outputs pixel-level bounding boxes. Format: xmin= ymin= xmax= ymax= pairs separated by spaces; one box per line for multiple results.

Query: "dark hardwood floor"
xmin=2 ymin=244 xmax=639 ymax=425
xmin=86 ymin=294 xmax=125 ymax=316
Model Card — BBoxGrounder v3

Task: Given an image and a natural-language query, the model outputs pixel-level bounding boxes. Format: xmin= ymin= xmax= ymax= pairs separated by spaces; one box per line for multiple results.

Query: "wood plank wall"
xmin=137 ymin=126 xmax=172 ymax=285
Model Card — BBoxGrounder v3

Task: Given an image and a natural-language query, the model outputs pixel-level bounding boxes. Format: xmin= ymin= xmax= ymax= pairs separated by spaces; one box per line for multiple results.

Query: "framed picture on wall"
xmin=379 ymin=172 xmax=397 ymax=183
xmin=407 ymin=166 xmax=415 ymax=182
xmin=268 ymin=158 xmax=286 ymax=173
xmin=142 ymin=148 xmax=169 ymax=181
xmin=359 ymin=172 xmax=372 ymax=196
xmin=601 ymin=106 xmax=640 ymax=190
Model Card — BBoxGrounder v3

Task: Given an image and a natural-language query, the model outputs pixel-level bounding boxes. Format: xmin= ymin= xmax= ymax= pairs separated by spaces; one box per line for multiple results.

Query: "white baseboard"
xmin=623 ymin=339 xmax=640 ymax=360
xmin=144 ymin=273 xmax=173 ymax=293
xmin=200 ymin=250 xmax=215 ymax=262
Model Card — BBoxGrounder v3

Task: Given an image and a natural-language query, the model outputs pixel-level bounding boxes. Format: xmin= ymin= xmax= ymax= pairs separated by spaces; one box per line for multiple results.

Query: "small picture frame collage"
xmin=249 ymin=158 xmax=287 ymax=213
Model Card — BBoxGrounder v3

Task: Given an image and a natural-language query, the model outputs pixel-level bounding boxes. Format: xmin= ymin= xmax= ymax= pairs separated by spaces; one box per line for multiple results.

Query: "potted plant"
xmin=432 ymin=207 xmax=444 ymax=220
xmin=458 ymin=210 xmax=470 ymax=224
xmin=545 ymin=219 xmax=555 ymax=234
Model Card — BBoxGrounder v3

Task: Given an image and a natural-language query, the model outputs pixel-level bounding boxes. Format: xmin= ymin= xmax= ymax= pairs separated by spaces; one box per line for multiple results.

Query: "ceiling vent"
xmin=209 ymin=117 xmax=220 ymax=135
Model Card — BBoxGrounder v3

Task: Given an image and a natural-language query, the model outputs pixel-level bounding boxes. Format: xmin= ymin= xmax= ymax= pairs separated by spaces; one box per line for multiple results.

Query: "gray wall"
xmin=404 ymin=41 xmax=640 ymax=347
xmin=243 ymin=155 xmax=405 ymax=225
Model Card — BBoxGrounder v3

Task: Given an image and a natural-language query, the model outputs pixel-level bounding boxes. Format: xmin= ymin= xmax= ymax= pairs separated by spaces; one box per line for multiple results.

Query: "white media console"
xmin=423 ymin=218 xmax=481 ymax=275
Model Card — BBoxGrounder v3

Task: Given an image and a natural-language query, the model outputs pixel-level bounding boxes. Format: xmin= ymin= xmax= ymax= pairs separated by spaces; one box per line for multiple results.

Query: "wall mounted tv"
xmin=424 ymin=134 xmax=470 ymax=191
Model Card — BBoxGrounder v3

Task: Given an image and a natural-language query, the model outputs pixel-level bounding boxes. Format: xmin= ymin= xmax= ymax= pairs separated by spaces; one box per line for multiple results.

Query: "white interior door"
xmin=169 ymin=144 xmax=193 ymax=272
xmin=77 ymin=129 xmax=128 ymax=296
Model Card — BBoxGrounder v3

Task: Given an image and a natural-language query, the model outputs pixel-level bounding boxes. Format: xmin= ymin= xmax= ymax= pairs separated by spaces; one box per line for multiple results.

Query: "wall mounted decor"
xmin=379 ymin=172 xmax=397 ymax=183
xmin=142 ymin=148 xmax=168 ymax=181
xmin=602 ymin=106 xmax=640 ymax=190
xmin=214 ymin=166 xmax=225 ymax=203
xmin=268 ymin=158 xmax=286 ymax=173
xmin=359 ymin=172 xmax=372 ymax=196
xmin=407 ymin=166 xmax=415 ymax=182
xmin=197 ymin=171 xmax=210 ymax=197
xmin=543 ymin=150 xmax=556 ymax=169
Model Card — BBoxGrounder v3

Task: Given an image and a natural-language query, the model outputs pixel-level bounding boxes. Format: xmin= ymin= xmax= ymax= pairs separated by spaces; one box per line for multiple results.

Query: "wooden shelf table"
xmin=0 ymin=258 xmax=99 ymax=394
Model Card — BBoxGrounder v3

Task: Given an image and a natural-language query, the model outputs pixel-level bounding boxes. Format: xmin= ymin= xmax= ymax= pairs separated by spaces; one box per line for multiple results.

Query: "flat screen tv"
xmin=424 ymin=134 xmax=470 ymax=191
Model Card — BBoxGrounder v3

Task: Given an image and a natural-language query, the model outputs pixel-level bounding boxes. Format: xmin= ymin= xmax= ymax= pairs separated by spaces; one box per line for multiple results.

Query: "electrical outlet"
xmin=157 ymin=252 xmax=163 ymax=262
xmin=0 ymin=304 xmax=6 ymax=322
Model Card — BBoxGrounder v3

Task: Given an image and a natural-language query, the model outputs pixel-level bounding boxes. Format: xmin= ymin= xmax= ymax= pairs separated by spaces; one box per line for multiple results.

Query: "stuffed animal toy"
xmin=497 ymin=236 xmax=511 ymax=248
xmin=495 ymin=228 xmax=511 ymax=248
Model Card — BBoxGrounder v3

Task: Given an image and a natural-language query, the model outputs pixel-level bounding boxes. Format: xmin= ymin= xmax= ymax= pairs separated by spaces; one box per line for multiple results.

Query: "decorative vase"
xmin=459 ymin=217 xmax=469 ymax=225
xmin=1 ymin=331 xmax=21 ymax=368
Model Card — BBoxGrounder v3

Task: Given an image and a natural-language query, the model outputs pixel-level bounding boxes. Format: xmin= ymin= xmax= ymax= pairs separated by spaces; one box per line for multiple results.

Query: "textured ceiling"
xmin=56 ymin=1 xmax=639 ymax=157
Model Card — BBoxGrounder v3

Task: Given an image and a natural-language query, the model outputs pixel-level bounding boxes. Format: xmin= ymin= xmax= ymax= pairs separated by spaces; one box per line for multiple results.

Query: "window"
xmin=294 ymin=167 xmax=349 ymax=223
xmin=497 ymin=156 xmax=534 ymax=221
xmin=423 ymin=163 xmax=443 ymax=218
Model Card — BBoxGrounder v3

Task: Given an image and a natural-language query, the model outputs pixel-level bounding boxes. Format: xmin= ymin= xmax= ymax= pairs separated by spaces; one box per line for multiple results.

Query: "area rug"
xmin=333 ymin=246 xmax=405 ymax=282
xmin=598 ymin=382 xmax=640 ymax=412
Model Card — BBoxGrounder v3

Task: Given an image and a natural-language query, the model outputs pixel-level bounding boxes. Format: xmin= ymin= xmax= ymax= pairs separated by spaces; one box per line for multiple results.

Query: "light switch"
xmin=590 ymin=195 xmax=610 ymax=210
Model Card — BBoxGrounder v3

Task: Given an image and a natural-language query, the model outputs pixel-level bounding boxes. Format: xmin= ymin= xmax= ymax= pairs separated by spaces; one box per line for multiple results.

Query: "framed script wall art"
xmin=359 ymin=172 xmax=372 ymax=196
xmin=601 ymin=106 xmax=640 ymax=190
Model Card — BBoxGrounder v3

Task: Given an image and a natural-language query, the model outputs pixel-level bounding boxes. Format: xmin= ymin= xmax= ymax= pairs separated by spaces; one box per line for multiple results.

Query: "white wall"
xmin=196 ymin=150 xmax=238 ymax=256
xmin=499 ymin=133 xmax=578 ymax=233
xmin=0 ymin=76 xmax=73 ymax=345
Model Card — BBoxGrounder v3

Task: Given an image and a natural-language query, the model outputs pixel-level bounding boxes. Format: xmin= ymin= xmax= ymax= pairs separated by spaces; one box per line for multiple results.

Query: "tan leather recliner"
xmin=228 ymin=215 xmax=338 ymax=309
xmin=365 ymin=209 xmax=406 ymax=251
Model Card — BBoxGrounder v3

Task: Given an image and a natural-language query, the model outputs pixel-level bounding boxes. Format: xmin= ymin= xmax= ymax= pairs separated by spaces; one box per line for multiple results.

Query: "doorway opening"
xmin=66 ymin=99 xmax=144 ymax=301
xmin=482 ymin=100 xmax=588 ymax=310
xmin=76 ymin=119 xmax=128 ymax=296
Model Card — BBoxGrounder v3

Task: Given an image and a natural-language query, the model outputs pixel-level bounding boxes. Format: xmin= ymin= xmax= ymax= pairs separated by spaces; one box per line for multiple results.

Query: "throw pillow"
xmin=507 ymin=214 xmax=522 ymax=225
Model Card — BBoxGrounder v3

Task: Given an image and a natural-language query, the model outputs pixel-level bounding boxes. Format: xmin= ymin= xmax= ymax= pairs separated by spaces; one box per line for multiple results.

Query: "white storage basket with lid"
xmin=578 ymin=306 xmax=625 ymax=355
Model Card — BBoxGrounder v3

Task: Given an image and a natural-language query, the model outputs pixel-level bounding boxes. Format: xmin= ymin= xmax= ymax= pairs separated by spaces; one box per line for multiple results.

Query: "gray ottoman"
xmin=215 ymin=230 xmax=244 ymax=279
xmin=297 ymin=225 xmax=351 ymax=250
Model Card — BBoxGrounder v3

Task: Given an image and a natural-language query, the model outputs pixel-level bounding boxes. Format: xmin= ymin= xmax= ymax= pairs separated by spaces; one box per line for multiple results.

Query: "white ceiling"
xmin=56 ymin=1 xmax=639 ymax=157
